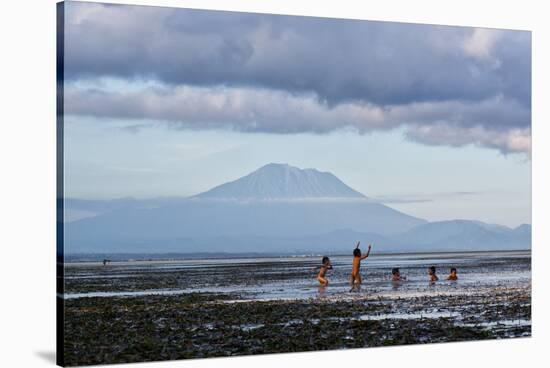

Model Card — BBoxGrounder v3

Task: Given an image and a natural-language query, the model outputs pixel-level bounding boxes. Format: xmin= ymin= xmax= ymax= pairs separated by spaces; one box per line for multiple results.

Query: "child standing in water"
xmin=428 ymin=266 xmax=439 ymax=282
xmin=350 ymin=242 xmax=372 ymax=292
xmin=316 ymin=256 xmax=333 ymax=286
xmin=446 ymin=267 xmax=458 ymax=280
xmin=391 ymin=267 xmax=407 ymax=281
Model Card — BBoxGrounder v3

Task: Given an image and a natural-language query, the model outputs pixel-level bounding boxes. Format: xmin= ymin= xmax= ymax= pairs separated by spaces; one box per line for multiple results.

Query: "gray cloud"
xmin=372 ymin=197 xmax=434 ymax=204
xmin=65 ymin=84 xmax=531 ymax=155
xmin=64 ymin=2 xmax=531 ymax=108
xmin=373 ymin=191 xmax=484 ymax=204
xmin=62 ymin=2 xmax=531 ymax=156
xmin=405 ymin=123 xmax=531 ymax=156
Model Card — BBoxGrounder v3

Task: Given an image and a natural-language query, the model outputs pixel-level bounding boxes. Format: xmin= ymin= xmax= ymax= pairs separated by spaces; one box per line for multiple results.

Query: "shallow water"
xmin=63 ymin=250 xmax=531 ymax=301
xmin=62 ymin=250 xmax=531 ymax=365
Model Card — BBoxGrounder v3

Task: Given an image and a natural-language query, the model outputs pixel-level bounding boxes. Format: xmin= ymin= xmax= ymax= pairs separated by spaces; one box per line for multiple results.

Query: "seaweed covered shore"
xmin=63 ymin=285 xmax=530 ymax=366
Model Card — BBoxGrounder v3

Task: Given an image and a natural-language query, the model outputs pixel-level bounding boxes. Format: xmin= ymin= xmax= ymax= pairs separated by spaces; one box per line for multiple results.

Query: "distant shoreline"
xmin=62 ymin=248 xmax=531 ymax=263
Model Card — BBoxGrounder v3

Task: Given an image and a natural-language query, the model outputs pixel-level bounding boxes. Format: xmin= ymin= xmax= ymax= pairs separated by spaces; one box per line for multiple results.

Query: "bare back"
xmin=351 ymin=256 xmax=361 ymax=276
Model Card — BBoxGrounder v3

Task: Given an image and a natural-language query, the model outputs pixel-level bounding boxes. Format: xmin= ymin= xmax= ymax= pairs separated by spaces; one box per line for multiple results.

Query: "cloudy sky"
xmin=62 ymin=1 xmax=531 ymax=227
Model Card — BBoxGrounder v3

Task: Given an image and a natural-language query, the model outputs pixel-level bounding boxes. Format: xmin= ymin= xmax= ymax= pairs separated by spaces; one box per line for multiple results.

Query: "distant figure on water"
xmin=428 ymin=266 xmax=438 ymax=282
xmin=391 ymin=267 xmax=406 ymax=281
xmin=350 ymin=242 xmax=372 ymax=292
xmin=316 ymin=256 xmax=333 ymax=286
xmin=102 ymin=259 xmax=111 ymax=266
xmin=446 ymin=267 xmax=458 ymax=281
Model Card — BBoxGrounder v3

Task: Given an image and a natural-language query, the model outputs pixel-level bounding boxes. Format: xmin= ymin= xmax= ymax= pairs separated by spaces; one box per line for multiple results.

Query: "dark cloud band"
xmin=64 ymin=3 xmax=531 ymax=109
xmin=63 ymin=2 xmax=532 ymax=156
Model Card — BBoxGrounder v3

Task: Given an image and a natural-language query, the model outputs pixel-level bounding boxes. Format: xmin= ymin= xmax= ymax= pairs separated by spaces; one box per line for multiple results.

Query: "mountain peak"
xmin=197 ymin=163 xmax=366 ymax=199
xmin=514 ymin=224 xmax=531 ymax=234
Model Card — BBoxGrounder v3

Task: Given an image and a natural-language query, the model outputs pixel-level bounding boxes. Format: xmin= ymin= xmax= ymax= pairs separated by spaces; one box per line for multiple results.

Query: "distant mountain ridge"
xmin=64 ymin=163 xmax=531 ymax=254
xmin=197 ymin=163 xmax=365 ymax=199
xmin=393 ymin=220 xmax=531 ymax=251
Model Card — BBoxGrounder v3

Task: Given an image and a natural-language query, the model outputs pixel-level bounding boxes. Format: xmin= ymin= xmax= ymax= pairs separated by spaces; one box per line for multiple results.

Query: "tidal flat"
xmin=62 ymin=251 xmax=531 ymax=366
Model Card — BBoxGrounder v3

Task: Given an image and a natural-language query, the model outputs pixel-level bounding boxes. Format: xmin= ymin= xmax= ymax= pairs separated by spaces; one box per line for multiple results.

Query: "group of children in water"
xmin=316 ymin=241 xmax=459 ymax=291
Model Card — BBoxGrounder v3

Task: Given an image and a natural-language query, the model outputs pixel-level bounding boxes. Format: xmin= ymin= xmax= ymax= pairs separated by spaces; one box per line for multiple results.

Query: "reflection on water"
xmin=63 ymin=250 xmax=531 ymax=301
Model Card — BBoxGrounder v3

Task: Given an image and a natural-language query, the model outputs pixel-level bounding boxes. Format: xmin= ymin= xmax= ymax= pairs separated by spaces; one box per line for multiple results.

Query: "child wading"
xmin=391 ymin=267 xmax=406 ymax=281
xmin=428 ymin=266 xmax=439 ymax=282
xmin=350 ymin=242 xmax=372 ymax=292
xmin=316 ymin=256 xmax=333 ymax=286
xmin=446 ymin=267 xmax=458 ymax=281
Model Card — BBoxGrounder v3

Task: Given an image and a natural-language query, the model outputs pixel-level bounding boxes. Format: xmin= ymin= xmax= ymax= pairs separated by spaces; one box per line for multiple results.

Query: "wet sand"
xmin=62 ymin=251 xmax=531 ymax=366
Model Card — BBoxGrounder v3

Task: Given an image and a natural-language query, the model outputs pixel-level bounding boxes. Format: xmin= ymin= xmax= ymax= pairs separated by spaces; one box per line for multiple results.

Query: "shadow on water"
xmin=35 ymin=351 xmax=56 ymax=364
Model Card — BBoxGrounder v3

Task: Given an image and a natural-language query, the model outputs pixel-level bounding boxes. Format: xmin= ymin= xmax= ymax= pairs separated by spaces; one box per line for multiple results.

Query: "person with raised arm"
xmin=350 ymin=242 xmax=372 ymax=292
